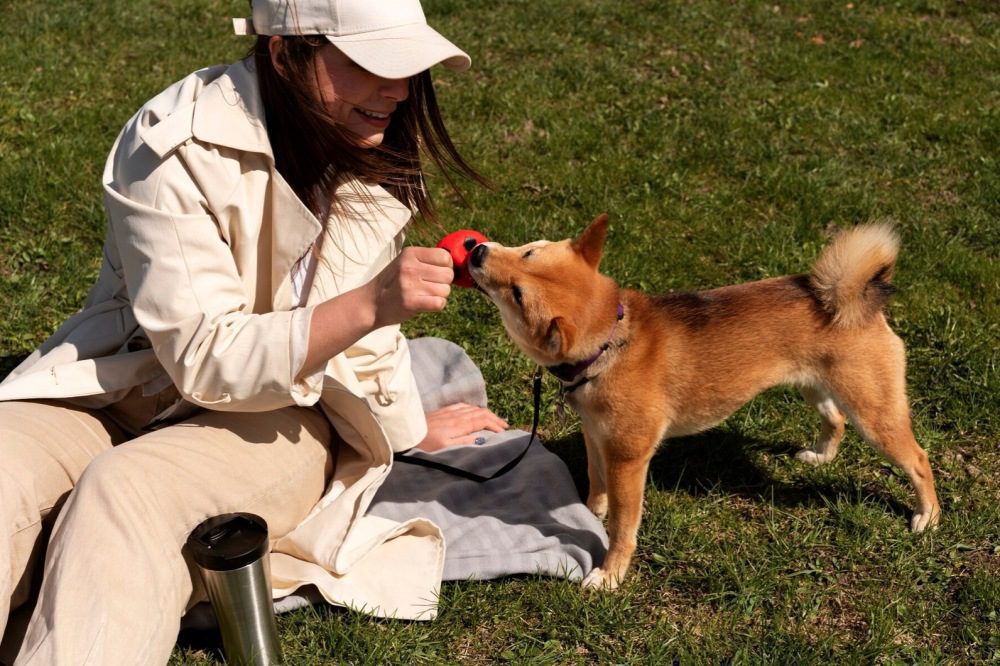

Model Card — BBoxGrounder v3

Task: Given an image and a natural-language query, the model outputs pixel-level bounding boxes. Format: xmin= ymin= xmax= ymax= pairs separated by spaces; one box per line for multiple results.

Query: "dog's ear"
xmin=545 ymin=316 xmax=576 ymax=358
xmin=571 ymin=213 xmax=609 ymax=270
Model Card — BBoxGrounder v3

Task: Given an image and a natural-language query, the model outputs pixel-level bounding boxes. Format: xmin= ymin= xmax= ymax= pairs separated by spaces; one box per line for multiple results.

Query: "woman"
xmin=0 ymin=0 xmax=505 ymax=662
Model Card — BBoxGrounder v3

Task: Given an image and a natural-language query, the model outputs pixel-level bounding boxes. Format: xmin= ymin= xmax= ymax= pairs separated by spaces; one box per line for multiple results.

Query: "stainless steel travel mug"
xmin=187 ymin=513 xmax=283 ymax=665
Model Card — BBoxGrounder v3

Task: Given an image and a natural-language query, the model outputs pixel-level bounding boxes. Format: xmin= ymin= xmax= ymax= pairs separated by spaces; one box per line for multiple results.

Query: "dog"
xmin=468 ymin=214 xmax=940 ymax=590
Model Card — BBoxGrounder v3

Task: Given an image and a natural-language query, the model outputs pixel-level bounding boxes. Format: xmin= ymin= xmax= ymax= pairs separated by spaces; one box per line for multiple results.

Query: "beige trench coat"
xmin=0 ymin=59 xmax=446 ymax=620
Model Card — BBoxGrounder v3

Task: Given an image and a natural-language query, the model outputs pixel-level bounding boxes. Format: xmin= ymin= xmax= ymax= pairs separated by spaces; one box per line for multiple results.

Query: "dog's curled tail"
xmin=810 ymin=223 xmax=900 ymax=328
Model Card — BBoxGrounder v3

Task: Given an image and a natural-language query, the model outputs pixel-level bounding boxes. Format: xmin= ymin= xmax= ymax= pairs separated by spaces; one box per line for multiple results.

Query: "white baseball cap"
xmin=233 ymin=0 xmax=471 ymax=79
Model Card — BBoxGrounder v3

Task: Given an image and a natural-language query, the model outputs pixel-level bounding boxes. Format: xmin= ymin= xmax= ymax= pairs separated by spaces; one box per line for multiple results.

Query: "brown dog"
xmin=468 ymin=214 xmax=940 ymax=590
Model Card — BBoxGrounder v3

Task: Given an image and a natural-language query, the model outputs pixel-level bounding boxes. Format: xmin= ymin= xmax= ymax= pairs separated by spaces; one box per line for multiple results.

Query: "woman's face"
xmin=312 ymin=44 xmax=410 ymax=148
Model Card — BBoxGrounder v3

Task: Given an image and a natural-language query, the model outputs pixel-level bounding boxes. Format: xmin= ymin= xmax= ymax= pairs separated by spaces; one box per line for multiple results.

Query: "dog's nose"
xmin=469 ymin=243 xmax=488 ymax=268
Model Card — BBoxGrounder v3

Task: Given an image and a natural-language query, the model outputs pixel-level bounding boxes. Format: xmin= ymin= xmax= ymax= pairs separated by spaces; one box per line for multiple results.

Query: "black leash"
xmin=394 ymin=368 xmax=543 ymax=482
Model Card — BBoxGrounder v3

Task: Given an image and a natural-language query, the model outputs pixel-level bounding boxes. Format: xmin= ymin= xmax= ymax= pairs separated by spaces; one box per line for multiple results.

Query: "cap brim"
xmin=326 ymin=23 xmax=470 ymax=79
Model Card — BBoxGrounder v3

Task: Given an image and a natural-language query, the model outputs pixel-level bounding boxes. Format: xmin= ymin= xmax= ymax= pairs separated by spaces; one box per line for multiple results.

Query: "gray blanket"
xmin=369 ymin=337 xmax=608 ymax=581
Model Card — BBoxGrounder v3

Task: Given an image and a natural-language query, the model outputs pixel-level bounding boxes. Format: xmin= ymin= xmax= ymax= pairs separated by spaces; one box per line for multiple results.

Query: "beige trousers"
xmin=0 ymin=397 xmax=334 ymax=665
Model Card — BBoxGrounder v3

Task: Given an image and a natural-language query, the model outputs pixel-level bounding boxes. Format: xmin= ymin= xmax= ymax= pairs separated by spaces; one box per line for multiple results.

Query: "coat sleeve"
xmin=339 ymin=327 xmax=428 ymax=452
xmin=102 ymin=131 xmax=322 ymax=412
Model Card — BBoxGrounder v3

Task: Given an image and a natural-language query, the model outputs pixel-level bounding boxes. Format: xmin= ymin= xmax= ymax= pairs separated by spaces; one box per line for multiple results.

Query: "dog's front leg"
xmin=583 ymin=429 xmax=608 ymax=519
xmin=582 ymin=449 xmax=652 ymax=591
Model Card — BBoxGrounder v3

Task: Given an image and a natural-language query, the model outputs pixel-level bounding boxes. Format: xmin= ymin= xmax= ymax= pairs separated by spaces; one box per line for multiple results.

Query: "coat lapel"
xmin=268 ymin=173 xmax=323 ymax=311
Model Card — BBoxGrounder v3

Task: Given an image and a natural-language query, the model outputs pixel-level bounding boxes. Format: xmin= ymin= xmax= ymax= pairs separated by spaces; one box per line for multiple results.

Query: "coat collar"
xmin=188 ymin=57 xmax=412 ymax=234
xmin=188 ymin=57 xmax=412 ymax=233
xmin=191 ymin=58 xmax=273 ymax=158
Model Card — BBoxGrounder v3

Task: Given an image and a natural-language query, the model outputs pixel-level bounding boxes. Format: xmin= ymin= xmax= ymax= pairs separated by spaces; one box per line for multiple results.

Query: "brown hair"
xmin=250 ymin=35 xmax=487 ymax=221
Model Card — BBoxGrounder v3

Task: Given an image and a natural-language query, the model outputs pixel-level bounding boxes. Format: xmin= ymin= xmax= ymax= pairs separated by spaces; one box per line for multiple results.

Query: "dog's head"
xmin=469 ymin=214 xmax=620 ymax=367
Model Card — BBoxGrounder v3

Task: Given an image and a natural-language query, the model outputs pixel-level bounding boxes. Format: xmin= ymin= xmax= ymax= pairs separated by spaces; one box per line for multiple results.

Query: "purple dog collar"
xmin=547 ymin=303 xmax=625 ymax=384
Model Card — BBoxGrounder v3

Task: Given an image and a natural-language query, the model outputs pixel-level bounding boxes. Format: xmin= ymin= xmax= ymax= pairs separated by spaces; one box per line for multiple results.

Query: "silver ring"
xmin=474 ymin=436 xmax=487 ymax=446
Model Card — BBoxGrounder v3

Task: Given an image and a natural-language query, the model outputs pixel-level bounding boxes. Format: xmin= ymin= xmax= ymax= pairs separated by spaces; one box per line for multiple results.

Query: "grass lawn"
xmin=2 ymin=0 xmax=998 ymax=663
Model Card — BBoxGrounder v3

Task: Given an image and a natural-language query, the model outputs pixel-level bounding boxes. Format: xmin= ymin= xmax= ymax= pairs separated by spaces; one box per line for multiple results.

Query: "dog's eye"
xmin=511 ymin=285 xmax=523 ymax=306
xmin=522 ymin=249 xmax=534 ymax=259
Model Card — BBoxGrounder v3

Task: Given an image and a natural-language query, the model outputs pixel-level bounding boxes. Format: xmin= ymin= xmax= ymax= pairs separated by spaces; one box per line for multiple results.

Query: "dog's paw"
xmin=582 ymin=567 xmax=620 ymax=591
xmin=910 ymin=507 xmax=941 ymax=533
xmin=586 ymin=494 xmax=608 ymax=520
xmin=795 ymin=449 xmax=836 ymax=465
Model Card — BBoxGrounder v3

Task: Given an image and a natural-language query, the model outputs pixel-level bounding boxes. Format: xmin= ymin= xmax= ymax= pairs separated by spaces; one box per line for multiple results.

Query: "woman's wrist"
xmin=301 ymin=282 xmax=380 ymax=374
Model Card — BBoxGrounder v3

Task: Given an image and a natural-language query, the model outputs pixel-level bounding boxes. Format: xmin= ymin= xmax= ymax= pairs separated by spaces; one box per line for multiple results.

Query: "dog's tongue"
xmin=437 ymin=230 xmax=489 ymax=288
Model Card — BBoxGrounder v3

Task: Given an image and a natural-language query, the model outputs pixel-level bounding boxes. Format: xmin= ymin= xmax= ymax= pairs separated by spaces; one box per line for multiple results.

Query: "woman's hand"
xmin=372 ymin=247 xmax=454 ymax=329
xmin=415 ymin=403 xmax=509 ymax=452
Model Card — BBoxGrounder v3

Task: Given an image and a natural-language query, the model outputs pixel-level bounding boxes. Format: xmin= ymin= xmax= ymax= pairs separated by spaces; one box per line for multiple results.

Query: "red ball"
xmin=437 ymin=229 xmax=489 ymax=288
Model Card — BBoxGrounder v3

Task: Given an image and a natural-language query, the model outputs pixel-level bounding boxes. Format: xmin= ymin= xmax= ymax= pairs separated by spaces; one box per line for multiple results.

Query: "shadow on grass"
xmin=0 ymin=353 xmax=29 ymax=380
xmin=174 ymin=628 xmax=224 ymax=664
xmin=543 ymin=428 xmax=911 ymax=521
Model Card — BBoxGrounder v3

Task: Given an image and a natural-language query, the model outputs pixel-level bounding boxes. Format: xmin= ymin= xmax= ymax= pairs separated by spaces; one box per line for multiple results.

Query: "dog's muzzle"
xmin=469 ymin=243 xmax=489 ymax=269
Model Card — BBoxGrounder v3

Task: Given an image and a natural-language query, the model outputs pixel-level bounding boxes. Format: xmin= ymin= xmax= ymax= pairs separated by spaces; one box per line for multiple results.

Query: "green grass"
xmin=2 ymin=0 xmax=998 ymax=663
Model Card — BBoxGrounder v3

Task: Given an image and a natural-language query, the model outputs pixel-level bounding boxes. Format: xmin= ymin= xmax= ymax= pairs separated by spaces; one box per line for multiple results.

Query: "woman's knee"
xmin=64 ymin=442 xmax=212 ymax=553
xmin=63 ymin=448 xmax=155 ymax=523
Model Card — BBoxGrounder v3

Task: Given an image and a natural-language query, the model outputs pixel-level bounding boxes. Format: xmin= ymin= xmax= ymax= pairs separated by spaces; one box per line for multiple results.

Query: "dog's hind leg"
xmin=828 ymin=340 xmax=941 ymax=532
xmin=843 ymin=401 xmax=939 ymax=532
xmin=795 ymin=383 xmax=846 ymax=465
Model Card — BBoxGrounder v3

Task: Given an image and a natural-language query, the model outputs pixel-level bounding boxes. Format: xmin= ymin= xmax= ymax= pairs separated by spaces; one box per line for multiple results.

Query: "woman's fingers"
xmin=435 ymin=403 xmax=508 ymax=433
xmin=398 ymin=247 xmax=453 ymax=310
xmin=404 ymin=247 xmax=454 ymax=288
xmin=416 ymin=403 xmax=510 ymax=452
xmin=373 ymin=247 xmax=455 ymax=326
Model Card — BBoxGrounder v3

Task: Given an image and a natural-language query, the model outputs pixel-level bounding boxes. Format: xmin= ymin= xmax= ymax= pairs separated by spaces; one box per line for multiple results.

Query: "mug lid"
xmin=187 ymin=512 xmax=269 ymax=571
